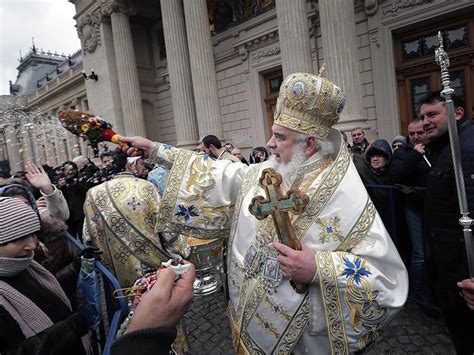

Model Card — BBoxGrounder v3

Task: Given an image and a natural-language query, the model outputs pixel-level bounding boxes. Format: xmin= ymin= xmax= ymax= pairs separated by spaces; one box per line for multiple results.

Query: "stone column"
xmin=5 ymin=131 xmax=23 ymax=174
xmin=318 ymin=0 xmax=363 ymax=122
xmin=43 ymin=129 xmax=55 ymax=166
xmin=183 ymin=0 xmax=222 ymax=139
xmin=20 ymin=122 xmax=36 ymax=165
xmin=161 ymin=0 xmax=199 ymax=148
xmin=54 ymin=123 xmax=68 ymax=164
xmin=276 ymin=0 xmax=313 ymax=77
xmin=65 ymin=133 xmax=78 ymax=160
xmin=110 ymin=8 xmax=147 ymax=136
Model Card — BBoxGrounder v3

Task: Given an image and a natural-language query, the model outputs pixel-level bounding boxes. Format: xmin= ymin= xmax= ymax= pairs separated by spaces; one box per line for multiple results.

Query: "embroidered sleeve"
xmin=315 ymin=250 xmax=404 ymax=353
xmin=149 ymin=142 xmax=178 ymax=169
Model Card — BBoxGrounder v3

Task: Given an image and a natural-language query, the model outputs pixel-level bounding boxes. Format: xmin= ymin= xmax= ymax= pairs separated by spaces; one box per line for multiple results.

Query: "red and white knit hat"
xmin=0 ymin=197 xmax=41 ymax=244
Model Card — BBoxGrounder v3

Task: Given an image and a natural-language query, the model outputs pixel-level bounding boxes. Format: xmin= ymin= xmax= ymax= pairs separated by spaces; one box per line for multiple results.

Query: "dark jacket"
xmin=111 ymin=327 xmax=177 ymax=355
xmin=351 ymin=138 xmax=370 ymax=156
xmin=0 ymin=270 xmax=87 ymax=355
xmin=389 ymin=136 xmax=431 ymax=212
xmin=59 ymin=175 xmax=89 ymax=238
xmin=424 ymin=117 xmax=474 ymax=288
xmin=356 ymin=139 xmax=394 ymax=234
xmin=79 ymin=161 xmax=99 ymax=182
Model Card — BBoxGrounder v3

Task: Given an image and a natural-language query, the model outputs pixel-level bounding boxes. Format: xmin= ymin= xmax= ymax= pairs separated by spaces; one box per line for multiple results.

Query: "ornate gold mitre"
xmin=273 ymin=72 xmax=346 ymax=139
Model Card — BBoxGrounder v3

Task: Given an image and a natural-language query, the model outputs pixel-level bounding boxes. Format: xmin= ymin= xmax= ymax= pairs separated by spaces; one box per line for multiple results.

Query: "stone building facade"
xmin=0 ymin=48 xmax=89 ymax=175
xmin=2 ymin=0 xmax=473 ymax=174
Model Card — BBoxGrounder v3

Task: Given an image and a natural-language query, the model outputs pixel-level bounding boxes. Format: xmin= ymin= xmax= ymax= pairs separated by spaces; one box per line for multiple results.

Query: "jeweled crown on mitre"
xmin=273 ymin=72 xmax=346 ymax=139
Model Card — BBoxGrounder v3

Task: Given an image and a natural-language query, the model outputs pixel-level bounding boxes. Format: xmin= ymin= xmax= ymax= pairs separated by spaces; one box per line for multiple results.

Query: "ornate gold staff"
xmin=435 ymin=32 xmax=474 ymax=279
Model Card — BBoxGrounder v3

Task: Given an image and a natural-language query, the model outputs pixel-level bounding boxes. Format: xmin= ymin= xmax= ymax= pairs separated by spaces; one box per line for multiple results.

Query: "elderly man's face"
xmin=408 ymin=121 xmax=427 ymax=145
xmin=351 ymin=129 xmax=365 ymax=144
xmin=267 ymin=124 xmax=297 ymax=164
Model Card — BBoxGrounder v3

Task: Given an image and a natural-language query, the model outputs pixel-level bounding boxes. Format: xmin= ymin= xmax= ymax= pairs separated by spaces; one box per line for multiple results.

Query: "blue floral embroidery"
xmin=341 ymin=257 xmax=371 ymax=285
xmin=162 ymin=144 xmax=171 ymax=150
xmin=175 ymin=204 xmax=199 ymax=222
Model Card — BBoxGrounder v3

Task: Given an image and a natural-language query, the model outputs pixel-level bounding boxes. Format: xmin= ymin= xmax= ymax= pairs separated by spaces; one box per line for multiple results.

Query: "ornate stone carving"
xmin=76 ymin=0 xmax=136 ymax=55
xmin=383 ymin=0 xmax=433 ymax=17
xmin=365 ymin=0 xmax=378 ymax=16
xmin=76 ymin=12 xmax=102 ymax=54
xmin=213 ymin=29 xmax=279 ymax=63
xmin=243 ymin=29 xmax=278 ymax=51
xmin=238 ymin=45 xmax=249 ymax=61
xmin=214 ymin=47 xmax=239 ymax=62
xmin=99 ymin=0 xmax=128 ymax=18
xmin=251 ymin=47 xmax=280 ymax=64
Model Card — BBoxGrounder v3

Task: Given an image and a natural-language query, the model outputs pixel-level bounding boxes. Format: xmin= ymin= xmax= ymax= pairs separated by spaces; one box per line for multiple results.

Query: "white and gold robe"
xmin=149 ymin=132 xmax=408 ymax=354
xmin=83 ymin=174 xmax=190 ymax=287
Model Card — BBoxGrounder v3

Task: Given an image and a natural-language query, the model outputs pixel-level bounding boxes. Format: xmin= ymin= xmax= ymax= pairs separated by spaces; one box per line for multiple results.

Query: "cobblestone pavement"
xmin=183 ymin=289 xmax=455 ymax=354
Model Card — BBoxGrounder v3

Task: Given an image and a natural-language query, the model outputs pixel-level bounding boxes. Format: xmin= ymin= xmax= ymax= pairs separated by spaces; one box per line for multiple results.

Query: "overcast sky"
xmin=0 ymin=0 xmax=80 ymax=95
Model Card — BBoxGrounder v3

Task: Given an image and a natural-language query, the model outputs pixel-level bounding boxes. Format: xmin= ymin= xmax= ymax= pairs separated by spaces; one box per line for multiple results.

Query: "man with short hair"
xmin=419 ymin=91 xmax=474 ymax=353
xmin=389 ymin=120 xmax=438 ymax=316
xmin=231 ymin=147 xmax=248 ymax=165
xmin=121 ymin=72 xmax=408 ymax=353
xmin=201 ymin=135 xmax=240 ymax=162
xmin=100 ymin=152 xmax=114 ymax=169
xmin=350 ymin=127 xmax=370 ymax=155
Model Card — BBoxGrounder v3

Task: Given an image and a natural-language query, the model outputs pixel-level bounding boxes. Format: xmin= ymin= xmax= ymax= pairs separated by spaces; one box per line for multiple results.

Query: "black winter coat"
xmin=424 ymin=117 xmax=474 ymax=288
xmin=111 ymin=327 xmax=177 ymax=355
xmin=389 ymin=137 xmax=430 ymax=212
xmin=355 ymin=140 xmax=395 ymax=235
xmin=351 ymin=138 xmax=370 ymax=156
xmin=0 ymin=270 xmax=87 ymax=355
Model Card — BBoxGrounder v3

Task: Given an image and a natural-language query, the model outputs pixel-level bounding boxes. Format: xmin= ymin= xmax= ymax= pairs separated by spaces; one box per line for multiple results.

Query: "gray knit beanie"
xmin=392 ymin=135 xmax=405 ymax=144
xmin=0 ymin=197 xmax=41 ymax=244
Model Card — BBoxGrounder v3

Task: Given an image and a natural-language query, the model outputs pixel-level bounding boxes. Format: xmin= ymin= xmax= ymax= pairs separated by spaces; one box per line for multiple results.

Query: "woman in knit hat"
xmin=392 ymin=135 xmax=405 ymax=151
xmin=0 ymin=197 xmax=88 ymax=354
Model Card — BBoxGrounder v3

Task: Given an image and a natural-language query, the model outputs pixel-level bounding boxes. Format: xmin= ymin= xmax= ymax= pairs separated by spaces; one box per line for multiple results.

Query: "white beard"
xmin=268 ymin=145 xmax=307 ymax=189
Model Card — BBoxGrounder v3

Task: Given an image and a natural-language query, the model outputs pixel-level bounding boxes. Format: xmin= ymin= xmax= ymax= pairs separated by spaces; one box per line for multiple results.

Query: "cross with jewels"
xmin=249 ymin=168 xmax=309 ymax=293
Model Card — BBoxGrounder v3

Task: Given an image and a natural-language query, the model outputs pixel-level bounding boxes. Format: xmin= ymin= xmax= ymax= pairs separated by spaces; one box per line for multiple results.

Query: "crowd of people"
xmin=0 ymin=72 xmax=473 ymax=354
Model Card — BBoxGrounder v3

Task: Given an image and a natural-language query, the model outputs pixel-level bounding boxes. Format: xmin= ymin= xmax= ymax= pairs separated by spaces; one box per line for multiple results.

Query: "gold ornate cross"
xmin=249 ymin=168 xmax=309 ymax=293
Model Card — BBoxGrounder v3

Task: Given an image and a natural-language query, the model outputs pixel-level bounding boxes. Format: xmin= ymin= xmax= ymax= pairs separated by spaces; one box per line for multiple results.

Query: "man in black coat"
xmin=420 ymin=91 xmax=474 ymax=354
xmin=350 ymin=127 xmax=370 ymax=156
xmin=389 ymin=120 xmax=439 ymax=316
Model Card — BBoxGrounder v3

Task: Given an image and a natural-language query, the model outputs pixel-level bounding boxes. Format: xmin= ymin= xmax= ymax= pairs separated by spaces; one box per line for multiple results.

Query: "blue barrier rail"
xmin=64 ymin=232 xmax=128 ymax=355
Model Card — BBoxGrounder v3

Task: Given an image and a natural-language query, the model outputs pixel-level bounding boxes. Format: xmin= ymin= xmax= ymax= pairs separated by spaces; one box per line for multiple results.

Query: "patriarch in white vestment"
xmin=120 ymin=72 xmax=408 ymax=354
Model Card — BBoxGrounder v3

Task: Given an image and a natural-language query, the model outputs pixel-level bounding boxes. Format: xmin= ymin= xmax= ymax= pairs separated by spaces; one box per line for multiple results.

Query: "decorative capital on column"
xmin=365 ymin=0 xmax=378 ymax=16
xmin=99 ymin=0 xmax=136 ymax=18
